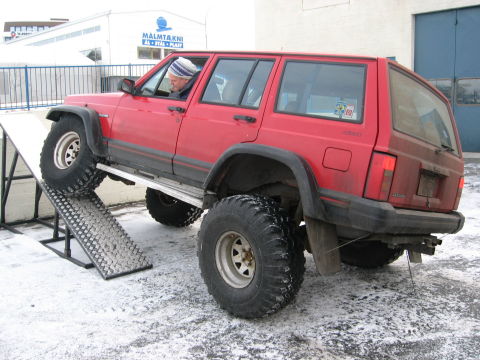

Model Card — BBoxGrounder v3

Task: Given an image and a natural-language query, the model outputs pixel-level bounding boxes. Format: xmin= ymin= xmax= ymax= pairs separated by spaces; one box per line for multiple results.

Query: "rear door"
xmin=174 ymin=54 xmax=280 ymax=183
xmin=258 ymin=55 xmax=378 ymax=197
xmin=375 ymin=60 xmax=464 ymax=212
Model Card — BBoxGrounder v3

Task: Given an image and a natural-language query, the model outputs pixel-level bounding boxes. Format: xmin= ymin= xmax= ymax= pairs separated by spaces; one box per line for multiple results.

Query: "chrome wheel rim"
xmin=53 ymin=131 xmax=80 ymax=169
xmin=215 ymin=231 xmax=255 ymax=288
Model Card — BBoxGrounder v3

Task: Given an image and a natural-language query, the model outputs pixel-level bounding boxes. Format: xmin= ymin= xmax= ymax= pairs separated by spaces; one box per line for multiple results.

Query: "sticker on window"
xmin=344 ymin=104 xmax=355 ymax=119
xmin=335 ymin=101 xmax=355 ymax=119
xmin=335 ymin=101 xmax=347 ymax=117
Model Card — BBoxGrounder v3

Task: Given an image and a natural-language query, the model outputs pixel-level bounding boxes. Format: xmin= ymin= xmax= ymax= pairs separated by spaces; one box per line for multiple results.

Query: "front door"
xmin=109 ymin=56 xmax=209 ymax=175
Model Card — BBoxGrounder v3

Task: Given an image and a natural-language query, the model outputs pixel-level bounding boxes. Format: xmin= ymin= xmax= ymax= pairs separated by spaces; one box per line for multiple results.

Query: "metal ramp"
xmin=0 ymin=114 xmax=152 ymax=279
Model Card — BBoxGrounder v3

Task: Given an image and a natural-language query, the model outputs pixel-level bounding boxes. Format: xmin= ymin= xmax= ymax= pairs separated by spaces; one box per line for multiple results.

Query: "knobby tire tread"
xmin=198 ymin=194 xmax=305 ymax=318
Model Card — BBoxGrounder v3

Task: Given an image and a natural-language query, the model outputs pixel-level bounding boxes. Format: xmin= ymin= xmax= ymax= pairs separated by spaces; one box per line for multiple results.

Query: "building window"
xmin=81 ymin=48 xmax=102 ymax=62
xmin=29 ymin=25 xmax=100 ymax=46
xmin=164 ymin=49 xmax=174 ymax=58
xmin=456 ymin=78 xmax=480 ymax=105
xmin=429 ymin=79 xmax=453 ymax=103
xmin=137 ymin=47 xmax=161 ymax=60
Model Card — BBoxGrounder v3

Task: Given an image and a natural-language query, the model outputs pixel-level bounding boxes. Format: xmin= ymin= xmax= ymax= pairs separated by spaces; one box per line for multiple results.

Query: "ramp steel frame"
xmin=0 ymin=131 xmax=92 ymax=267
xmin=0 ymin=117 xmax=152 ymax=279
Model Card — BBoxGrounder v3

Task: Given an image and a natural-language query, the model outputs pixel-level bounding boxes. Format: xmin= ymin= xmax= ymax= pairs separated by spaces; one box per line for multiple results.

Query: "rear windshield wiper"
xmin=435 ymin=144 xmax=454 ymax=154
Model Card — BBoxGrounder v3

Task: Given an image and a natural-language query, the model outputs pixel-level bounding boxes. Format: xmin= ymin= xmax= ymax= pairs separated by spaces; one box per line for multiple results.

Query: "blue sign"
xmin=156 ymin=17 xmax=172 ymax=32
xmin=141 ymin=17 xmax=184 ymax=49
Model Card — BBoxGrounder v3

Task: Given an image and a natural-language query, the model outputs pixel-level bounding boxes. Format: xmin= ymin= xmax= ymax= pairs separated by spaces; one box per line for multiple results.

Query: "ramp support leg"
xmin=34 ymin=182 xmax=42 ymax=219
xmin=1 ymin=150 xmax=19 ymax=224
xmin=64 ymin=228 xmax=72 ymax=258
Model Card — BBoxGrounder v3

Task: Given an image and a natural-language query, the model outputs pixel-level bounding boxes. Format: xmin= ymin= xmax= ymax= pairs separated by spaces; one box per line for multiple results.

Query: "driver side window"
xmin=138 ymin=65 xmax=170 ymax=97
xmin=138 ymin=56 xmax=208 ymax=98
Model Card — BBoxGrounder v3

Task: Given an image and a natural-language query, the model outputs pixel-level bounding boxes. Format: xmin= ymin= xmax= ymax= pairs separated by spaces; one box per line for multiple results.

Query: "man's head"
xmin=167 ymin=57 xmax=197 ymax=92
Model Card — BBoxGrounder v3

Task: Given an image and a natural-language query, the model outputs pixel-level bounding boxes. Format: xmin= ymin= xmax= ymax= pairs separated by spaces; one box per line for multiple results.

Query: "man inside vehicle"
xmin=167 ymin=57 xmax=198 ymax=99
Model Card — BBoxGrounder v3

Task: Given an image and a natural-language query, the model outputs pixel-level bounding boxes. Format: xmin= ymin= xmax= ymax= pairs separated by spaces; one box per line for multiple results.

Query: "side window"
xmin=390 ymin=67 xmax=458 ymax=153
xmin=139 ymin=65 xmax=169 ymax=97
xmin=138 ymin=57 xmax=208 ymax=98
xmin=241 ymin=61 xmax=274 ymax=107
xmin=202 ymin=59 xmax=274 ymax=108
xmin=276 ymin=61 xmax=366 ymax=122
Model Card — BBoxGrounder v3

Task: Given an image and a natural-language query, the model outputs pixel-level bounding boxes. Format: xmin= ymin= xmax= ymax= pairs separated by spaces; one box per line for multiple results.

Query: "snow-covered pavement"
xmin=1 ymin=160 xmax=479 ymax=360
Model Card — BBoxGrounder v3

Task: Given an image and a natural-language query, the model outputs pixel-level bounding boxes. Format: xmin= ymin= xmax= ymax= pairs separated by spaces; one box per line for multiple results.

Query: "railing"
xmin=0 ymin=64 xmax=155 ymax=111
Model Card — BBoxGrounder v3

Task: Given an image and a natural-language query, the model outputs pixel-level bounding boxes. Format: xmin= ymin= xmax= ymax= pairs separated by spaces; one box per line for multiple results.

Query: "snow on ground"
xmin=1 ymin=161 xmax=479 ymax=360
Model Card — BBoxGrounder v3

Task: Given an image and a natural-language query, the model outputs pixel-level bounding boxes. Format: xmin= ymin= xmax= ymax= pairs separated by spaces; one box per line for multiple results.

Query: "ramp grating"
xmin=45 ymin=184 xmax=152 ymax=279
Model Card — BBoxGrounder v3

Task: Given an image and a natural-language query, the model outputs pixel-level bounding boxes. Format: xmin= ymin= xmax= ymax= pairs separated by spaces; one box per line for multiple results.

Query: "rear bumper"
xmin=318 ymin=189 xmax=465 ymax=235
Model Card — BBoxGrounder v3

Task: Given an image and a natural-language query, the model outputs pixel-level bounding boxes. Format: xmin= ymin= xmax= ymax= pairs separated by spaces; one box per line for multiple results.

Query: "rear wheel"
xmin=339 ymin=240 xmax=404 ymax=268
xmin=40 ymin=114 xmax=105 ymax=196
xmin=198 ymin=195 xmax=305 ymax=318
xmin=145 ymin=188 xmax=202 ymax=227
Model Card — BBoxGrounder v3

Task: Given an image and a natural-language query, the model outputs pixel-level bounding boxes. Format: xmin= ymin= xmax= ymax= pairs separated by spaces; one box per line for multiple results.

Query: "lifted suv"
xmin=40 ymin=51 xmax=465 ymax=318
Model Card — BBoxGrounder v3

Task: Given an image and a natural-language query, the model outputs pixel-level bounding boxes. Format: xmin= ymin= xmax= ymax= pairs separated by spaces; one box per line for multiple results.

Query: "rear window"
xmin=390 ymin=67 xmax=459 ymax=154
xmin=276 ymin=61 xmax=366 ymax=122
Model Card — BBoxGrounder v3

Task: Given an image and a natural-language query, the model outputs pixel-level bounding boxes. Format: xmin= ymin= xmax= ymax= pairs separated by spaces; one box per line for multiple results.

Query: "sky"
xmin=1 ymin=0 xmax=255 ymax=49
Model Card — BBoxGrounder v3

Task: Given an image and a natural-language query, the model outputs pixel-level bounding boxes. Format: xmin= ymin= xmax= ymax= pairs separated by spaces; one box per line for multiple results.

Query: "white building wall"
xmin=5 ymin=10 xmax=206 ymax=65
xmin=107 ymin=11 xmax=206 ymax=64
xmin=255 ymin=0 xmax=480 ymax=69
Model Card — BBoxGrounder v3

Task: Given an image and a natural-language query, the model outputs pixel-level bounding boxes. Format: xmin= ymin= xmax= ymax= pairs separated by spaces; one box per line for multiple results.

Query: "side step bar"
xmin=97 ymin=163 xmax=205 ymax=209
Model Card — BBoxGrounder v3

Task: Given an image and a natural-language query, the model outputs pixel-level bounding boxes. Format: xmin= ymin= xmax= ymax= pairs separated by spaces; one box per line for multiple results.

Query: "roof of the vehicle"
xmin=170 ymin=50 xmax=378 ymax=61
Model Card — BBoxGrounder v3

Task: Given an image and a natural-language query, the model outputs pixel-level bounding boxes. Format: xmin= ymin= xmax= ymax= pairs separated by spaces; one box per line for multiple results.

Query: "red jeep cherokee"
xmin=40 ymin=51 xmax=465 ymax=318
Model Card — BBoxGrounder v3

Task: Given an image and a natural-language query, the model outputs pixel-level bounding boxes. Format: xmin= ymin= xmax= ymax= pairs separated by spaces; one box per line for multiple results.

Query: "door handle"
xmin=168 ymin=106 xmax=186 ymax=113
xmin=233 ymin=115 xmax=256 ymax=123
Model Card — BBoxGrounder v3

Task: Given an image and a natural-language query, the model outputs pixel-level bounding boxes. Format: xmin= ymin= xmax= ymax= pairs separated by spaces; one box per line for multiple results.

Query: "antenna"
xmin=406 ymin=251 xmax=417 ymax=296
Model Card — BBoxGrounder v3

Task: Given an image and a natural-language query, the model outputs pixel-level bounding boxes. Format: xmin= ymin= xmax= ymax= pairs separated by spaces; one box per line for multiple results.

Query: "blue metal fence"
xmin=0 ymin=64 xmax=155 ymax=111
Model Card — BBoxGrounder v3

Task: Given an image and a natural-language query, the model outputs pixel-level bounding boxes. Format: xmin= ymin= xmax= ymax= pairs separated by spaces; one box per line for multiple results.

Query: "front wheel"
xmin=198 ymin=195 xmax=305 ymax=318
xmin=40 ymin=114 xmax=105 ymax=196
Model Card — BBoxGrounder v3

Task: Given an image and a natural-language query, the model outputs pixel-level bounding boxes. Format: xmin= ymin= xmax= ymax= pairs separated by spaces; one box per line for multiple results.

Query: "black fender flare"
xmin=46 ymin=105 xmax=107 ymax=157
xmin=203 ymin=143 xmax=326 ymax=220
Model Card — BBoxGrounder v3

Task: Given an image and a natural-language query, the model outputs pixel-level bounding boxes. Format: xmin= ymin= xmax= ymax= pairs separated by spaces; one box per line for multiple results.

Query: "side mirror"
xmin=118 ymin=78 xmax=136 ymax=94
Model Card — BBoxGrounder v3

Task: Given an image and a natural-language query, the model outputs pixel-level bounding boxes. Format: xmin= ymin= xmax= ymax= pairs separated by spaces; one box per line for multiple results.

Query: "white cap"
xmin=167 ymin=57 xmax=197 ymax=79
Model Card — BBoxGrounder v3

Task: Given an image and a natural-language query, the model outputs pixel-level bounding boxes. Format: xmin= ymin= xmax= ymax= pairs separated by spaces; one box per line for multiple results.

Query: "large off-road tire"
xmin=198 ymin=195 xmax=305 ymax=318
xmin=340 ymin=240 xmax=404 ymax=269
xmin=40 ymin=114 xmax=105 ymax=196
xmin=145 ymin=188 xmax=202 ymax=227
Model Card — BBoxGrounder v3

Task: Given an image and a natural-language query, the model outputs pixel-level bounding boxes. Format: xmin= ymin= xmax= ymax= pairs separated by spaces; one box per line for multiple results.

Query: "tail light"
xmin=453 ymin=176 xmax=464 ymax=209
xmin=364 ymin=152 xmax=397 ymax=201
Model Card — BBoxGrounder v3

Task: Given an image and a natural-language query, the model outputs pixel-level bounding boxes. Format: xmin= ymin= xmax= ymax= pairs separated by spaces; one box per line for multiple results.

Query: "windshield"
xmin=389 ymin=67 xmax=459 ymax=154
